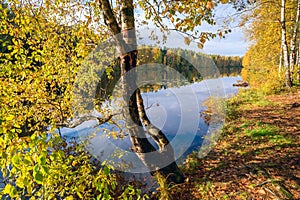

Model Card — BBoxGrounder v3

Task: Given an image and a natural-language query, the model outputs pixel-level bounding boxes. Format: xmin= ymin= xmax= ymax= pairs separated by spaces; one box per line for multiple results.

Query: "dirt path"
xmin=175 ymin=90 xmax=300 ymax=200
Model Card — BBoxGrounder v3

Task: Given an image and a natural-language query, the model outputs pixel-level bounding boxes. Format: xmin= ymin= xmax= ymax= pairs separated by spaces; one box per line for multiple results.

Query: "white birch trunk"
xmin=281 ymin=0 xmax=292 ymax=87
xmin=279 ymin=47 xmax=283 ymax=78
xmin=289 ymin=0 xmax=300 ymax=73
xmin=297 ymin=41 xmax=300 ymax=80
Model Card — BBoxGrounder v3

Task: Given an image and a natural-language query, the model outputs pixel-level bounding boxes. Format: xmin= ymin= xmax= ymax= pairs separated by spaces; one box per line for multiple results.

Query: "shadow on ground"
xmin=174 ymin=90 xmax=300 ymax=200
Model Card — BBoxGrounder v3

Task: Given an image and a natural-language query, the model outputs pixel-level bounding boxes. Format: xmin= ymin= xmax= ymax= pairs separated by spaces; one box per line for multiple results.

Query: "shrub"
xmin=0 ymin=132 xmax=146 ymax=199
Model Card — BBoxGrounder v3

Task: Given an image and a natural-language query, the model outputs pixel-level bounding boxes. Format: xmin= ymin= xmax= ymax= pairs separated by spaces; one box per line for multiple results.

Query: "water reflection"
xmin=63 ymin=75 xmax=242 ymax=168
xmin=69 ymin=45 xmax=243 ymax=172
xmin=142 ymin=76 xmax=242 ymax=158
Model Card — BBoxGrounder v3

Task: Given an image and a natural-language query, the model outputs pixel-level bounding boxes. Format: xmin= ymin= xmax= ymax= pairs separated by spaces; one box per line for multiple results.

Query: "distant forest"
xmin=210 ymin=54 xmax=243 ymax=68
xmin=96 ymin=47 xmax=244 ymax=96
xmin=210 ymin=54 xmax=243 ymax=76
xmin=138 ymin=46 xmax=243 ymax=78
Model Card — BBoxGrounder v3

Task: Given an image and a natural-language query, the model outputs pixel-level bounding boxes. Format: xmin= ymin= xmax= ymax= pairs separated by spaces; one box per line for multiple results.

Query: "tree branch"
xmin=99 ymin=0 xmax=121 ymax=35
xmin=56 ymin=114 xmax=115 ymax=129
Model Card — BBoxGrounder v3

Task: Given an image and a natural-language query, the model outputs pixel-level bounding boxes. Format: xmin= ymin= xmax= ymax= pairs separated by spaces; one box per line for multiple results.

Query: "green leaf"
xmin=104 ymin=166 xmax=110 ymax=176
xmin=23 ymin=158 xmax=31 ymax=165
xmin=104 ymin=193 xmax=110 ymax=199
xmin=33 ymin=165 xmax=39 ymax=173
xmin=34 ymin=171 xmax=44 ymax=184
xmin=111 ymin=182 xmax=116 ymax=190
xmin=12 ymin=155 xmax=22 ymax=167
xmin=41 ymin=165 xmax=49 ymax=175
xmin=38 ymin=155 xmax=46 ymax=165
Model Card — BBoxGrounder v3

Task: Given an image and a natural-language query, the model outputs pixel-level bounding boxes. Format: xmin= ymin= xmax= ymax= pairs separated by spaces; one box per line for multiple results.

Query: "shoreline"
xmin=172 ymin=88 xmax=300 ymax=199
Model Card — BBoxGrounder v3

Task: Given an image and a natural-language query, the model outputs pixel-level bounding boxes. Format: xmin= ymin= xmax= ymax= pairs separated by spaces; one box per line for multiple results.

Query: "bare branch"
xmin=56 ymin=114 xmax=115 ymax=128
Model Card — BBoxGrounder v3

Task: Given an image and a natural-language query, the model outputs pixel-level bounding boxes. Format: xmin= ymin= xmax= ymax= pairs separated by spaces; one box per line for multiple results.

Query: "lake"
xmin=61 ymin=75 xmax=242 ymax=173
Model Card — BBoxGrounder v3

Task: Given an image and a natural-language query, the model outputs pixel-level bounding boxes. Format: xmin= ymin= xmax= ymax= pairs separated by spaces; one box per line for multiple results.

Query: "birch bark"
xmin=289 ymin=0 xmax=300 ymax=73
xmin=280 ymin=0 xmax=292 ymax=87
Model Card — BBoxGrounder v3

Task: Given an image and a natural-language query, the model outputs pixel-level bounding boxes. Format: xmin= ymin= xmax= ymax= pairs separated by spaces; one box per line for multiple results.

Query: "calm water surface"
xmin=62 ymin=76 xmax=242 ymax=169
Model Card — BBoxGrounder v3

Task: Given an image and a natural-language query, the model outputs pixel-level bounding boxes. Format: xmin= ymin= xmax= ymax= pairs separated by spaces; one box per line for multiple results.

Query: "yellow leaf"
xmin=65 ymin=196 xmax=74 ymax=200
xmin=184 ymin=37 xmax=191 ymax=45
xmin=206 ymin=1 xmax=214 ymax=10
xmin=6 ymin=115 xmax=14 ymax=121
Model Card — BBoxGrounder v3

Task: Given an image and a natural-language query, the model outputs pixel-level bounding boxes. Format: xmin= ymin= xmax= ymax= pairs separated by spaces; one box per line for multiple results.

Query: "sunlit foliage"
xmin=241 ymin=0 xmax=300 ymax=93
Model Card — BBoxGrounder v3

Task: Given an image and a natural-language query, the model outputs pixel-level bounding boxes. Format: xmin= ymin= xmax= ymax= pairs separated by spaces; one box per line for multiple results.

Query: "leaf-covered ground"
xmin=174 ymin=89 xmax=300 ymax=199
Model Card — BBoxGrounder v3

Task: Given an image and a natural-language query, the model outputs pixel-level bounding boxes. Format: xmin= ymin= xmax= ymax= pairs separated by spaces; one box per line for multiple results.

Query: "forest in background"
xmin=81 ymin=46 xmax=243 ymax=99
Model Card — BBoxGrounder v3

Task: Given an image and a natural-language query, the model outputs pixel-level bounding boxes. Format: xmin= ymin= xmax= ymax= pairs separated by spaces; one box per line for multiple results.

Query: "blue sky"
xmin=203 ymin=28 xmax=248 ymax=56
xmin=136 ymin=3 xmax=249 ymax=56
xmin=137 ymin=26 xmax=248 ymax=57
xmin=202 ymin=4 xmax=249 ymax=56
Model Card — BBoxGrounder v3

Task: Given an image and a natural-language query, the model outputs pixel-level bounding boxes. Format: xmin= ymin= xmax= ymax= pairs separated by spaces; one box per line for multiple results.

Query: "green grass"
xmin=182 ymin=151 xmax=200 ymax=173
xmin=244 ymin=124 xmax=293 ymax=145
xmin=269 ymin=135 xmax=293 ymax=145
xmin=226 ymin=89 xmax=276 ymax=114
xmin=225 ymin=89 xmax=276 ymax=121
xmin=245 ymin=125 xmax=278 ymax=138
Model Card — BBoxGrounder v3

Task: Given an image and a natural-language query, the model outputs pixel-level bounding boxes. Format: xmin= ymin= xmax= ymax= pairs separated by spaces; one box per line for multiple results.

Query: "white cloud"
xmin=135 ymin=3 xmax=249 ymax=56
xmin=203 ymin=28 xmax=248 ymax=56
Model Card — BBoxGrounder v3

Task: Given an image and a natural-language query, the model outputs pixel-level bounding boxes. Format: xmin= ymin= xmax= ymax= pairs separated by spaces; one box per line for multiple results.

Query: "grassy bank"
xmin=163 ymin=89 xmax=300 ymax=199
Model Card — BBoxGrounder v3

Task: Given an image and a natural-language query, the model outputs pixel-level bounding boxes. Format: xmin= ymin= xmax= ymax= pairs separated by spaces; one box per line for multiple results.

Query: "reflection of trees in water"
xmin=218 ymin=66 xmax=242 ymax=77
xmin=211 ymin=54 xmax=243 ymax=77
xmin=95 ymin=59 xmax=121 ymax=106
xmin=95 ymin=47 xmax=243 ymax=98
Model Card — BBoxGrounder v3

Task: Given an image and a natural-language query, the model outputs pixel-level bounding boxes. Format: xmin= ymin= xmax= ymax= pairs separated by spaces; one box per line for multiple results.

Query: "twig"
xmin=57 ymin=113 xmax=116 ymax=128
xmin=254 ymin=179 xmax=273 ymax=187
xmin=242 ymin=162 xmax=255 ymax=170
xmin=145 ymin=103 xmax=155 ymax=110
xmin=263 ymin=187 xmax=281 ymax=200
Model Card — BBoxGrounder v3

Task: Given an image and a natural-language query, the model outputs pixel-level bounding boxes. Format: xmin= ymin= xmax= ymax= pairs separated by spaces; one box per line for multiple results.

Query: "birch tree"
xmin=280 ymin=0 xmax=292 ymax=87
xmin=289 ymin=0 xmax=300 ymax=72
xmin=240 ymin=0 xmax=300 ymax=90
xmin=98 ymin=0 xmax=226 ymax=183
